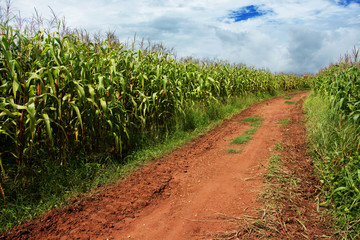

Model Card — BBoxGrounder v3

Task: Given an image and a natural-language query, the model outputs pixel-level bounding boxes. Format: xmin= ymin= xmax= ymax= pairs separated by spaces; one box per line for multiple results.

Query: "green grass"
xmin=283 ymin=95 xmax=294 ymax=100
xmin=242 ymin=116 xmax=265 ymax=128
xmin=273 ymin=143 xmax=283 ymax=151
xmin=307 ymin=62 xmax=360 ymax=239
xmin=227 ymin=148 xmax=243 ymax=154
xmin=304 ymin=93 xmax=360 ymax=239
xmin=250 ymin=122 xmax=262 ymax=127
xmin=242 ymin=117 xmax=265 ymax=123
xmin=245 ymin=127 xmax=258 ymax=135
xmin=231 ymin=135 xmax=253 ymax=145
xmin=277 ymin=118 xmax=291 ymax=127
xmin=266 ymin=153 xmax=283 ymax=180
xmin=285 ymin=101 xmax=296 ymax=104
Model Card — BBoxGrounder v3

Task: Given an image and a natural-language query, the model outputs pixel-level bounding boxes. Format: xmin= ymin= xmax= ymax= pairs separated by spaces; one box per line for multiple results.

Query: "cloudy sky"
xmin=9 ymin=0 xmax=360 ymax=74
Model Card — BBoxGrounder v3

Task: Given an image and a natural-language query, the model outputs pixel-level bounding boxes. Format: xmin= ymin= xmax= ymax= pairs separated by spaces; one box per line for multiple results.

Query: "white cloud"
xmin=8 ymin=0 xmax=360 ymax=74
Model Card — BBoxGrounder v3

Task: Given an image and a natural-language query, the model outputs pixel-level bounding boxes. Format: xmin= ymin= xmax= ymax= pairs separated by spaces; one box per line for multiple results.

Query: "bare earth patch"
xmin=0 ymin=92 xmax=332 ymax=240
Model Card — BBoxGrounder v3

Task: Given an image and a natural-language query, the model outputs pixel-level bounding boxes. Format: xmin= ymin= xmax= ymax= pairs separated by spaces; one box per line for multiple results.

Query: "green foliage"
xmin=231 ymin=135 xmax=253 ymax=145
xmin=242 ymin=116 xmax=265 ymax=128
xmin=277 ymin=118 xmax=290 ymax=127
xmin=242 ymin=116 xmax=265 ymax=124
xmin=284 ymin=101 xmax=296 ymax=104
xmin=312 ymin=63 xmax=360 ymax=122
xmin=266 ymin=153 xmax=282 ymax=180
xmin=305 ymin=55 xmax=360 ymax=238
xmin=250 ymin=122 xmax=262 ymax=127
xmin=0 ymin=154 xmax=122 ymax=231
xmin=245 ymin=127 xmax=258 ymax=135
xmin=305 ymin=93 xmax=360 ymax=239
xmin=273 ymin=143 xmax=283 ymax=151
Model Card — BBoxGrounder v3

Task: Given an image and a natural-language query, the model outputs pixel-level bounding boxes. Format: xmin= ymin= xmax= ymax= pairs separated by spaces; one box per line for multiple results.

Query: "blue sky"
xmin=228 ymin=5 xmax=272 ymax=22
xmin=335 ymin=0 xmax=360 ymax=6
xmin=7 ymin=0 xmax=360 ymax=74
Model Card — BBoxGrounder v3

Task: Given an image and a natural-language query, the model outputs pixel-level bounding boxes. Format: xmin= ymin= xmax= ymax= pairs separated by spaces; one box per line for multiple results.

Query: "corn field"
xmin=313 ymin=62 xmax=360 ymax=122
xmin=0 ymin=25 xmax=309 ymax=199
xmin=307 ymin=55 xmax=360 ymax=237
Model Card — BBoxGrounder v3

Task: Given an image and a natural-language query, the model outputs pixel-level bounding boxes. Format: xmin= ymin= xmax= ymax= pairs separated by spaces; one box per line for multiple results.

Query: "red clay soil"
xmin=0 ymin=92 xmax=329 ymax=240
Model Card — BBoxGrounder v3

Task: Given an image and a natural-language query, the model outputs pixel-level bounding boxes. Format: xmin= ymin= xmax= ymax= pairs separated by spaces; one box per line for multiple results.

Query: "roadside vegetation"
xmin=0 ymin=3 xmax=310 ymax=231
xmin=304 ymin=50 xmax=360 ymax=239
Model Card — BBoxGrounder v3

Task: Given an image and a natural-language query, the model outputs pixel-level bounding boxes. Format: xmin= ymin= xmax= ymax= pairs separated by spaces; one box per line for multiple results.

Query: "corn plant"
xmin=0 ymin=24 xmax=309 ymax=198
xmin=306 ymin=54 xmax=360 ymax=238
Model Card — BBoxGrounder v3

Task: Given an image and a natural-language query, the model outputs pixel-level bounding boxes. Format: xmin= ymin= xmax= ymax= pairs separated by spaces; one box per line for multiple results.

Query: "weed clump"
xmin=231 ymin=135 xmax=253 ymax=145
xmin=277 ymin=118 xmax=290 ymax=127
xmin=245 ymin=127 xmax=258 ymax=135
xmin=242 ymin=116 xmax=265 ymax=127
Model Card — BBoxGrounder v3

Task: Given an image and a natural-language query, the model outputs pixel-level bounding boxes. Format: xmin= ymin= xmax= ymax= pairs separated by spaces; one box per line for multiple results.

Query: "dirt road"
xmin=2 ymin=92 xmax=328 ymax=240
